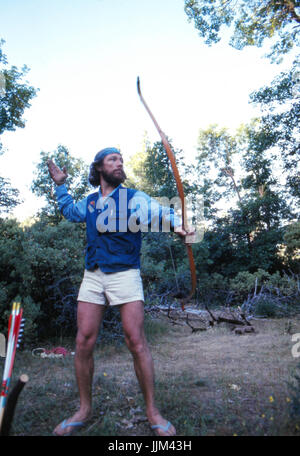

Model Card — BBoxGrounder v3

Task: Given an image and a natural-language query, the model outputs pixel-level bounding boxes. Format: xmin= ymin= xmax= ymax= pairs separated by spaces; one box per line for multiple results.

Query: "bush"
xmin=197 ymin=272 xmax=230 ymax=308
xmin=0 ymin=217 xmax=85 ymax=341
xmin=253 ymin=297 xmax=278 ymax=317
xmin=230 ymin=269 xmax=299 ymax=304
xmin=230 ymin=269 xmax=271 ymax=297
xmin=283 ymin=222 xmax=300 ymax=273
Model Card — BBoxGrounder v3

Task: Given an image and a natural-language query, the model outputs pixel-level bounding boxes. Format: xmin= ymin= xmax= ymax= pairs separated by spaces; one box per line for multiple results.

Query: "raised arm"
xmin=47 ymin=159 xmax=87 ymax=223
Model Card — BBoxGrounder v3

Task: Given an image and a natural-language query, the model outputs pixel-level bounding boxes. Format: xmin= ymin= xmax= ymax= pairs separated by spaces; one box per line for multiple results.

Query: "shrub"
xmin=0 ymin=217 xmax=85 ymax=341
xmin=230 ymin=269 xmax=271 ymax=297
xmin=253 ymin=297 xmax=278 ymax=318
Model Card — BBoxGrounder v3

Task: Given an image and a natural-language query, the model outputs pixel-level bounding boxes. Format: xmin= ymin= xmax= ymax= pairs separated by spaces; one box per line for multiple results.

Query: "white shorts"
xmin=77 ymin=267 xmax=144 ymax=306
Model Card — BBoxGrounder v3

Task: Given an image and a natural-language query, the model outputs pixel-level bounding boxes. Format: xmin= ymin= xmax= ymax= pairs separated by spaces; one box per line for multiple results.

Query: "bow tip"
xmin=137 ymin=76 xmax=141 ymax=95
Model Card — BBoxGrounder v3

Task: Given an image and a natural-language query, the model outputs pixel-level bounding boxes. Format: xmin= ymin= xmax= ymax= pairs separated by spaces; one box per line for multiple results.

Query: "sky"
xmin=0 ymin=0 xmax=296 ymax=220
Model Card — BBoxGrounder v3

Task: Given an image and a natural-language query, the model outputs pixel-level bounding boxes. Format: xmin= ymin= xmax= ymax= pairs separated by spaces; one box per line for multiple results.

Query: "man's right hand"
xmin=47 ymin=159 xmax=68 ymax=185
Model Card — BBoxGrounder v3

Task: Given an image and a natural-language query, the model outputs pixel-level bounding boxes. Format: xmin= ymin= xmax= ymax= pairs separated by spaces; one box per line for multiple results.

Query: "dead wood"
xmin=157 ymin=302 xmax=256 ymax=335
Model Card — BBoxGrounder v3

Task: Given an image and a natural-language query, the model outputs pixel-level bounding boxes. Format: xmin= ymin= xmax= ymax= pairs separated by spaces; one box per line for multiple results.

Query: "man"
xmin=48 ymin=147 xmax=193 ymax=436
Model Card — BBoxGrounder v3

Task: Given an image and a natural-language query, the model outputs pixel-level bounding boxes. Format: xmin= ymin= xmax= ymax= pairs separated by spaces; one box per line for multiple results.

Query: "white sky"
xmin=0 ymin=0 xmax=296 ymax=220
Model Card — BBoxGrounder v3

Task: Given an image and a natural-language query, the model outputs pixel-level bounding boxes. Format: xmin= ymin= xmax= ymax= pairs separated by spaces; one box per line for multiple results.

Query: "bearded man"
xmin=47 ymin=147 xmax=193 ymax=436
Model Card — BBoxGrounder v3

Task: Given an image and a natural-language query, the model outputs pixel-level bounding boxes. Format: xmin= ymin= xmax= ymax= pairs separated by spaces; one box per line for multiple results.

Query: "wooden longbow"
xmin=137 ymin=77 xmax=196 ymax=310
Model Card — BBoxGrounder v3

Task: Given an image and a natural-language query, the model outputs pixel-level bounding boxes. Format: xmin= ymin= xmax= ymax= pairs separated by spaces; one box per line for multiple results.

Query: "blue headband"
xmin=93 ymin=147 xmax=121 ymax=163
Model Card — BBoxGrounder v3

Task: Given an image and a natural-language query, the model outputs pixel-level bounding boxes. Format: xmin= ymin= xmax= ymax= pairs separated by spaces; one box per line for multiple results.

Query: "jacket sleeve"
xmin=130 ymin=190 xmax=182 ymax=232
xmin=55 ymin=184 xmax=87 ymax=223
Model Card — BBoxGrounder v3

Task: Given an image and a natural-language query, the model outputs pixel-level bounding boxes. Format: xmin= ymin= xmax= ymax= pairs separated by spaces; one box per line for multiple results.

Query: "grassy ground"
xmin=2 ymin=314 xmax=300 ymax=436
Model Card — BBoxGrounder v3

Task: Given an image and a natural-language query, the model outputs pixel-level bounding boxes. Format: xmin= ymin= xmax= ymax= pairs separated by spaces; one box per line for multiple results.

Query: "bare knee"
xmin=76 ymin=330 xmax=97 ymax=356
xmin=125 ymin=333 xmax=148 ymax=357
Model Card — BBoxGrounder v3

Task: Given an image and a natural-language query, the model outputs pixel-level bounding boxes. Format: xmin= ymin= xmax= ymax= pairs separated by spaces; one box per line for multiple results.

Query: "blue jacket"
xmin=55 ymin=184 xmax=181 ymax=273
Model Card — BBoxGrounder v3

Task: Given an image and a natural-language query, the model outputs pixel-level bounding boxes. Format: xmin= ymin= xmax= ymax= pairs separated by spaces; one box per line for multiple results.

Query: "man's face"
xmin=96 ymin=153 xmax=127 ymax=186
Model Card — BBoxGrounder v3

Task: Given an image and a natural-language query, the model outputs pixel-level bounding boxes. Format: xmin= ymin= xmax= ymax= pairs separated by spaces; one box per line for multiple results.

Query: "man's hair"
xmin=88 ymin=159 xmax=103 ymax=187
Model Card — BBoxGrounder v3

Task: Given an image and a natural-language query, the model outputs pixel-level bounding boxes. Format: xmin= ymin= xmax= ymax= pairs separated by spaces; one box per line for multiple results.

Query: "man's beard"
xmin=101 ymin=168 xmax=127 ymax=187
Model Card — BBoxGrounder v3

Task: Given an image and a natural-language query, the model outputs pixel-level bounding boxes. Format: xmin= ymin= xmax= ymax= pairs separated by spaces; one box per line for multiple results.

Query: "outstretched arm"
xmin=130 ymin=190 xmax=195 ymax=243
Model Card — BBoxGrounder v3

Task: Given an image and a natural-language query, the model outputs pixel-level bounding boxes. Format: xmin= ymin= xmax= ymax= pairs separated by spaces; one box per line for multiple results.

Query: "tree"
xmin=125 ymin=134 xmax=151 ymax=190
xmin=0 ymin=39 xmax=37 ymax=214
xmin=0 ymin=174 xmax=22 ymax=215
xmin=195 ymin=123 xmax=290 ymax=274
xmin=249 ymin=59 xmax=300 ymax=209
xmin=0 ymin=39 xmax=38 ymax=151
xmin=31 ymin=145 xmax=90 ymax=222
xmin=184 ymin=0 xmax=300 ymax=62
xmin=195 ymin=125 xmax=240 ymax=221
xmin=128 ymin=137 xmax=193 ymax=198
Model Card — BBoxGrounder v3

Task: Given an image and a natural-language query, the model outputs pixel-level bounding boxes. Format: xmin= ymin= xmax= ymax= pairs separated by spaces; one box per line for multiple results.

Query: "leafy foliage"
xmin=0 ymin=39 xmax=38 ymax=149
xmin=250 ymin=59 xmax=300 ymax=206
xmin=194 ymin=122 xmax=292 ymax=276
xmin=0 ymin=39 xmax=37 ymax=214
xmin=0 ymin=218 xmax=85 ymax=342
xmin=0 ymin=175 xmax=22 ymax=215
xmin=283 ymin=221 xmax=300 ymax=272
xmin=127 ymin=138 xmax=194 ymax=199
xmin=184 ymin=0 xmax=300 ymax=62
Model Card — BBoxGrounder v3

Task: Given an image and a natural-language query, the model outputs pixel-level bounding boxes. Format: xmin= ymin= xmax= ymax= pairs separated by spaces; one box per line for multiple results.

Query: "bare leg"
xmin=53 ymin=301 xmax=106 ymax=436
xmin=119 ymin=301 xmax=176 ymax=436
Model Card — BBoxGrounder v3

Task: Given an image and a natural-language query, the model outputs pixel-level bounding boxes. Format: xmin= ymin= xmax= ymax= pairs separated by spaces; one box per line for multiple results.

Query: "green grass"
xmin=1 ymin=315 xmax=300 ymax=436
